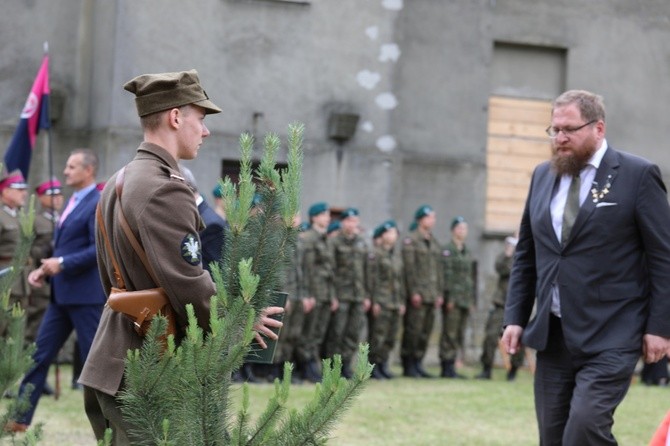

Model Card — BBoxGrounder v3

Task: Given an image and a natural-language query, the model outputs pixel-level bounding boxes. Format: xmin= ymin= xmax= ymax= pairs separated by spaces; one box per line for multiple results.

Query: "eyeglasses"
xmin=545 ymin=120 xmax=596 ymax=138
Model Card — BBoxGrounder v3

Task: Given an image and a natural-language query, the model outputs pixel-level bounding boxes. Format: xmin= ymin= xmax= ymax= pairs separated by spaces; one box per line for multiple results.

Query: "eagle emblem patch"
xmin=181 ymin=233 xmax=202 ymax=265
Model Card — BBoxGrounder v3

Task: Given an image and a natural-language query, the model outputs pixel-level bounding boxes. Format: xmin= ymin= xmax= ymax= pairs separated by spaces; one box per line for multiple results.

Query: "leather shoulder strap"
xmin=96 ymin=201 xmax=125 ymax=289
xmin=115 ymin=167 xmax=162 ymax=287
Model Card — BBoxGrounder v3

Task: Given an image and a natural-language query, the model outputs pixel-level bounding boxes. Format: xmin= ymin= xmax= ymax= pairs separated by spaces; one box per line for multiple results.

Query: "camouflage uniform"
xmin=275 ymin=236 xmax=305 ymax=369
xmin=479 ymin=250 xmax=523 ymax=375
xmin=324 ymin=231 xmax=367 ymax=367
xmin=296 ymin=227 xmax=334 ymax=376
xmin=25 ymin=208 xmax=57 ymax=343
xmin=439 ymin=239 xmax=475 ymax=363
xmin=366 ymin=243 xmax=405 ymax=369
xmin=400 ymin=230 xmax=443 ymax=373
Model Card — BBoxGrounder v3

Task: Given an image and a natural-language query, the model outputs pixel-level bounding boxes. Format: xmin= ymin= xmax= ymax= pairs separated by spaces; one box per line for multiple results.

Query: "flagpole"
xmin=43 ymin=41 xmax=61 ymax=401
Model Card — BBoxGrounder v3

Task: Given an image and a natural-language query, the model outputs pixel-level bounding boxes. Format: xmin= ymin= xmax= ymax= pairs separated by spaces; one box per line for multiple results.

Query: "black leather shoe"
xmin=42 ymin=383 xmax=55 ymax=396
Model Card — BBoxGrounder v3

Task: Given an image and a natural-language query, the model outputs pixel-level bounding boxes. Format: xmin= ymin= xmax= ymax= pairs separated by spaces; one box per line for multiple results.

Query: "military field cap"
xmin=327 ymin=220 xmax=341 ymax=234
xmin=0 ymin=171 xmax=28 ymax=192
xmin=414 ymin=204 xmax=434 ymax=220
xmin=35 ymin=178 xmax=62 ymax=196
xmin=451 ymin=215 xmax=466 ymax=230
xmin=123 ymin=69 xmax=222 ymax=117
xmin=341 ymin=207 xmax=359 ymax=219
xmin=308 ymin=201 xmax=329 ymax=217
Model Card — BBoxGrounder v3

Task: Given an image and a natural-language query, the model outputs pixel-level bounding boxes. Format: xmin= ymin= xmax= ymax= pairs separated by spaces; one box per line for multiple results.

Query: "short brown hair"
xmin=553 ymin=90 xmax=606 ymax=123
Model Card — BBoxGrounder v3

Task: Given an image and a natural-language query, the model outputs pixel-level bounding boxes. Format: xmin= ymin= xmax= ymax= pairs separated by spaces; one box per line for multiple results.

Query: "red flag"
xmin=3 ymin=55 xmax=50 ymax=180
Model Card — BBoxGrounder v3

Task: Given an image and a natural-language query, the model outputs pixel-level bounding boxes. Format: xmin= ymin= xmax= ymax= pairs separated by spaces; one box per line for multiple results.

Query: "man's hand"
xmin=372 ymin=303 xmax=381 ymax=317
xmin=642 ymin=334 xmax=670 ymax=364
xmin=330 ymin=297 xmax=339 ymax=312
xmin=410 ymin=293 xmax=422 ymax=308
xmin=28 ymin=267 xmax=46 ymax=288
xmin=501 ymin=325 xmax=524 ymax=355
xmin=435 ymin=296 xmax=444 ymax=309
xmin=302 ymin=297 xmax=316 ymax=314
xmin=40 ymin=257 xmax=62 ymax=276
xmin=252 ymin=306 xmax=284 ymax=349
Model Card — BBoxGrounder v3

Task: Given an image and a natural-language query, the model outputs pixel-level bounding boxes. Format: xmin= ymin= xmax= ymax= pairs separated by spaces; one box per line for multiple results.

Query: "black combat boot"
xmin=441 ymin=359 xmax=467 ymax=379
xmin=506 ymin=365 xmax=518 ymax=382
xmin=414 ymin=359 xmax=434 ymax=378
xmin=402 ymin=356 xmax=420 ymax=378
xmin=475 ymin=366 xmax=492 ymax=380
xmin=303 ymin=359 xmax=322 ymax=383
xmin=341 ymin=360 xmax=353 ymax=379
xmin=379 ymin=361 xmax=394 ymax=379
xmin=371 ymin=364 xmax=386 ymax=380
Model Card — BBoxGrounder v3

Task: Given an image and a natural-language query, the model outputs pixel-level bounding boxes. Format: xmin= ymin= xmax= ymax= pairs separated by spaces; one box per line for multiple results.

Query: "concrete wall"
xmin=2 ymin=0 xmax=670 ymax=362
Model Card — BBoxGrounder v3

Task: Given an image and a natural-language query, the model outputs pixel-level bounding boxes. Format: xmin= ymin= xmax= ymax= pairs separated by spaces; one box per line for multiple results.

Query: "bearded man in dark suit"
xmin=502 ymin=90 xmax=670 ymax=446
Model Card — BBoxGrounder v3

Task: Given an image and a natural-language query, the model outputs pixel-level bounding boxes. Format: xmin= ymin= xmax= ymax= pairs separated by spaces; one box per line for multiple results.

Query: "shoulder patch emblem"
xmin=368 ymin=253 xmax=376 ymax=260
xmin=443 ymin=250 xmax=451 ymax=257
xmin=181 ymin=233 xmax=202 ymax=265
xmin=403 ymin=237 xmax=412 ymax=245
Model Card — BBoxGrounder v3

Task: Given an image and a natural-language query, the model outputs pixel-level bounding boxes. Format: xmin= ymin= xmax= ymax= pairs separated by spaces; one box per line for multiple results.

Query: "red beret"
xmin=0 ymin=172 xmax=28 ymax=192
xmin=35 ymin=179 xmax=63 ymax=196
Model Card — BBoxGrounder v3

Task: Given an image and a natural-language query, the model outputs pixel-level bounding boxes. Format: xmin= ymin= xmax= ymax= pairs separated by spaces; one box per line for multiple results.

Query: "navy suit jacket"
xmin=198 ymin=199 xmax=228 ymax=273
xmin=52 ymin=188 xmax=106 ymax=306
xmin=505 ymin=147 xmax=670 ymax=355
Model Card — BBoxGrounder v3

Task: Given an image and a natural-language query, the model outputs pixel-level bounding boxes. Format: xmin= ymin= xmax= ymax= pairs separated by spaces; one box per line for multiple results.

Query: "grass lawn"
xmin=3 ymin=363 xmax=668 ymax=445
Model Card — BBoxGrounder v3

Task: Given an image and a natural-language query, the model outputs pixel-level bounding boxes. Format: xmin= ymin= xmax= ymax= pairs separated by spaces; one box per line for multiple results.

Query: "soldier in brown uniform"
xmin=25 ymin=179 xmax=63 ymax=344
xmin=324 ymin=207 xmax=367 ymax=378
xmin=78 ymin=70 xmax=282 ymax=444
xmin=296 ymin=201 xmax=334 ymax=382
xmin=440 ymin=216 xmax=475 ymax=378
xmin=400 ymin=205 xmax=444 ymax=378
xmin=366 ymin=220 xmax=405 ymax=379
xmin=0 ymin=171 xmax=29 ymax=336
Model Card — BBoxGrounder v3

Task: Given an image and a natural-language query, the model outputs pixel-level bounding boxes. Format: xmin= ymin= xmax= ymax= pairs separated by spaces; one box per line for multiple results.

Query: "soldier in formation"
xmin=440 ymin=216 xmax=475 ymax=379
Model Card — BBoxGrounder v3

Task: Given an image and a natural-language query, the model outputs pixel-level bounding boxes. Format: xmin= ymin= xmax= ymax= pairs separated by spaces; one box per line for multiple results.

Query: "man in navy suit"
xmin=7 ymin=149 xmax=105 ymax=432
xmin=502 ymin=90 xmax=670 ymax=445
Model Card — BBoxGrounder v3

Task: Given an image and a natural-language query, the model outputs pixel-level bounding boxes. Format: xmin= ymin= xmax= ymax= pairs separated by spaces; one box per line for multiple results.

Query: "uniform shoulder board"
xmin=443 ymin=249 xmax=451 ymax=257
xmin=403 ymin=237 xmax=413 ymax=245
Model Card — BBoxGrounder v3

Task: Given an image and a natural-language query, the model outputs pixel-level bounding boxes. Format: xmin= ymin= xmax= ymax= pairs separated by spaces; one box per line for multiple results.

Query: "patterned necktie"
xmin=561 ymin=174 xmax=581 ymax=245
xmin=58 ymin=195 xmax=76 ymax=226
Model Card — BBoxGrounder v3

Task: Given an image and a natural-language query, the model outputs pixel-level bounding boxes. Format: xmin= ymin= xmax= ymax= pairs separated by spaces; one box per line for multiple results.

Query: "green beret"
xmin=408 ymin=221 xmax=418 ymax=232
xmin=327 ymin=220 xmax=341 ymax=234
xmin=298 ymin=222 xmax=311 ymax=232
xmin=414 ymin=205 xmax=434 ymax=220
xmin=451 ymin=216 xmax=466 ymax=230
xmin=124 ymin=69 xmax=222 ymax=117
xmin=341 ymin=207 xmax=359 ymax=219
xmin=308 ymin=202 xmax=329 ymax=217
xmin=212 ymin=183 xmax=224 ymax=198
xmin=374 ymin=219 xmax=396 ymax=238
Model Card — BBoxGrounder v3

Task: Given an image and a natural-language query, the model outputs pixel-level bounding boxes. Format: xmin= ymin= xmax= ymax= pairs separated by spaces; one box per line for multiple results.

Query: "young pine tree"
xmin=0 ymin=194 xmax=43 ymax=445
xmin=118 ymin=123 xmax=372 ymax=445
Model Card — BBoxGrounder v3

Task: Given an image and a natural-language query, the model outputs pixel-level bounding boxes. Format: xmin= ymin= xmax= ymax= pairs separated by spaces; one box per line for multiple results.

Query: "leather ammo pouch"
xmin=97 ymin=166 xmax=178 ymax=339
xmin=107 ymin=286 xmax=177 ymax=337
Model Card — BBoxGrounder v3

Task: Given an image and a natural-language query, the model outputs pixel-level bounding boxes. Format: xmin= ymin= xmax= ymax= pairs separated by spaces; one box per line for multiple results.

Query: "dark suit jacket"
xmin=504 ymin=147 xmax=670 ymax=355
xmin=52 ymin=188 xmax=106 ymax=306
xmin=198 ymin=199 xmax=228 ymax=273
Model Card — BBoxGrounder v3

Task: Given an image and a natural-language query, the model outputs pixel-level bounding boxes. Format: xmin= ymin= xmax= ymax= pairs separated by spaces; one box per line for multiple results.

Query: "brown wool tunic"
xmin=79 ymin=142 xmax=216 ymax=396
